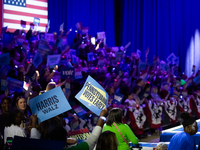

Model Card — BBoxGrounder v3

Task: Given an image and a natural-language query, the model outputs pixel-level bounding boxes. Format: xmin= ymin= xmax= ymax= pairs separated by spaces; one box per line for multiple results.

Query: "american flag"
xmin=3 ymin=0 xmax=48 ymax=32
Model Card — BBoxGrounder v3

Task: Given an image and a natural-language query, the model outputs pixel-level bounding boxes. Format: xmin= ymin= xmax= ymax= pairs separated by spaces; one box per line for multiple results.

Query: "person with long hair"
xmin=103 ymin=108 xmax=138 ymax=150
xmin=96 ymin=131 xmax=118 ymax=150
xmin=15 ymin=96 xmax=31 ymax=129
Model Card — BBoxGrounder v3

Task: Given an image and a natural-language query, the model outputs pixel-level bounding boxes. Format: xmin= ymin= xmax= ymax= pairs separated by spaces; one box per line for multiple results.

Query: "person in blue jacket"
xmin=168 ymin=112 xmax=198 ymax=150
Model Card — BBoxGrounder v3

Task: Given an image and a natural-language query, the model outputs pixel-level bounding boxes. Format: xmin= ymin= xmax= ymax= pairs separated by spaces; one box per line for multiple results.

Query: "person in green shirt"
xmin=102 ymin=108 xmax=138 ymax=150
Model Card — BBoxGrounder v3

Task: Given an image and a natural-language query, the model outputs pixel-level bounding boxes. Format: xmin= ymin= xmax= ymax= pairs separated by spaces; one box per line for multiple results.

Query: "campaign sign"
xmin=72 ymin=105 xmax=87 ymax=116
xmin=98 ymin=58 xmax=105 ymax=67
xmin=1 ymin=26 xmax=7 ymax=34
xmin=0 ymin=53 xmax=10 ymax=66
xmin=160 ymin=63 xmax=168 ymax=72
xmin=173 ymin=57 xmax=179 ymax=66
xmin=136 ymin=49 xmax=141 ymax=58
xmin=139 ymin=62 xmax=147 ymax=71
xmin=33 ymin=53 xmax=43 ymax=68
xmin=75 ymin=76 xmax=108 ymax=116
xmin=72 ymin=55 xmax=78 ymax=64
xmin=68 ymin=128 xmax=91 ymax=141
xmin=1 ymin=65 xmax=11 ymax=75
xmin=115 ymin=51 xmax=123 ymax=62
xmin=60 ymin=68 xmax=74 ymax=79
xmin=97 ymin=31 xmax=106 ymax=39
xmin=0 ymin=72 xmax=7 ymax=91
xmin=87 ymin=52 xmax=94 ymax=62
xmin=111 ymin=47 xmax=119 ymax=52
xmin=33 ymin=17 xmax=40 ymax=26
xmin=29 ymin=86 xmax=72 ymax=123
xmin=60 ymin=22 xmax=64 ymax=31
xmin=113 ymin=93 xmax=124 ymax=104
xmin=38 ymin=39 xmax=50 ymax=57
xmin=75 ymin=68 xmax=82 ymax=79
xmin=47 ymin=54 xmax=61 ymax=68
xmin=70 ymin=49 xmax=76 ymax=57
xmin=193 ymin=75 xmax=200 ymax=84
xmin=45 ymin=33 xmax=54 ymax=43
xmin=65 ymin=81 xmax=70 ymax=95
xmin=12 ymin=136 xmax=65 ymax=150
xmin=166 ymin=53 xmax=176 ymax=63
xmin=7 ymin=77 xmax=23 ymax=92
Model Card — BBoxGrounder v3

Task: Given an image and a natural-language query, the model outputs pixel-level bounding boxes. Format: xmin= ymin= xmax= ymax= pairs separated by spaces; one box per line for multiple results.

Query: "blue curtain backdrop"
xmin=48 ymin=0 xmax=115 ymax=47
xmin=48 ymin=0 xmax=200 ymax=72
xmin=120 ymin=0 xmax=200 ymax=71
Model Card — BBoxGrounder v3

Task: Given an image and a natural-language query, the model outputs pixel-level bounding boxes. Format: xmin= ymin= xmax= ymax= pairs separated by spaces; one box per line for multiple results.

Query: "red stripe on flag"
xmin=4 ymin=19 xmax=47 ymax=27
xmin=26 ymin=4 xmax=47 ymax=11
xmin=6 ymin=28 xmax=28 ymax=33
xmin=4 ymin=9 xmax=47 ymax=19
xmin=35 ymin=0 xmax=48 ymax=2
xmin=0 ymin=0 xmax=2 ymax=32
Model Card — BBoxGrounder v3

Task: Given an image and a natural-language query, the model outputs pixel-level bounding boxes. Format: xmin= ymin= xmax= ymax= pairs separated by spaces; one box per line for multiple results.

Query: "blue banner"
xmin=113 ymin=93 xmax=124 ymax=104
xmin=87 ymin=52 xmax=94 ymax=62
xmin=75 ymin=76 xmax=108 ymax=116
xmin=29 ymin=86 xmax=72 ymax=123
xmin=7 ymin=77 xmax=23 ymax=92
xmin=33 ymin=53 xmax=43 ymax=68
xmin=0 ymin=53 xmax=10 ymax=66
xmin=60 ymin=68 xmax=74 ymax=79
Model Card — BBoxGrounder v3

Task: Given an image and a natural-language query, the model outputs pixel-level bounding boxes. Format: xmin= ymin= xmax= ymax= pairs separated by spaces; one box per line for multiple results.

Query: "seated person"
xmin=168 ymin=112 xmax=198 ymax=150
xmin=103 ymin=108 xmax=138 ymax=150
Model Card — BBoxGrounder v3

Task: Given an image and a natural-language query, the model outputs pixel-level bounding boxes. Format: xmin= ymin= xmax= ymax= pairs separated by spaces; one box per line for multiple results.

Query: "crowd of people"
xmin=0 ymin=23 xmax=200 ymax=150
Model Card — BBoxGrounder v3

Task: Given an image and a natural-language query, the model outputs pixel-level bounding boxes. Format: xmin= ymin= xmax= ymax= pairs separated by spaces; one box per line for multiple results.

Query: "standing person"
xmin=103 ymin=108 xmax=138 ymax=150
xmin=0 ymin=97 xmax=12 ymax=149
xmin=168 ymin=112 xmax=198 ymax=150
xmin=39 ymin=65 xmax=58 ymax=90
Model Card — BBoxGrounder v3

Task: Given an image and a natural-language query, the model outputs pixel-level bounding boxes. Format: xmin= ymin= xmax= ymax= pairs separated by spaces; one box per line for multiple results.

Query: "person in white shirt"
xmin=4 ymin=110 xmax=39 ymax=145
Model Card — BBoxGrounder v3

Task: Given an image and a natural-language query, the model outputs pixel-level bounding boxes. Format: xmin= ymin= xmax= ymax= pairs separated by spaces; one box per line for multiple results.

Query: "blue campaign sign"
xmin=72 ymin=55 xmax=78 ymax=64
xmin=70 ymin=49 xmax=76 ymax=57
xmin=33 ymin=53 xmax=43 ymax=68
xmin=60 ymin=68 xmax=74 ymax=79
xmin=193 ymin=75 xmax=200 ymax=84
xmin=38 ymin=39 xmax=50 ymax=57
xmin=72 ymin=105 xmax=87 ymax=117
xmin=75 ymin=76 xmax=108 ymax=116
xmin=74 ymin=68 xmax=82 ymax=79
xmin=1 ymin=65 xmax=11 ymax=75
xmin=139 ymin=62 xmax=147 ymax=71
xmin=0 ymin=53 xmax=10 ymax=66
xmin=47 ymin=54 xmax=61 ymax=68
xmin=87 ymin=52 xmax=94 ymax=62
xmin=0 ymin=71 xmax=7 ymax=91
xmin=29 ymin=86 xmax=72 ymax=123
xmin=7 ymin=77 xmax=24 ymax=92
xmin=112 ymin=93 xmax=124 ymax=104
xmin=33 ymin=17 xmax=40 ymax=26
